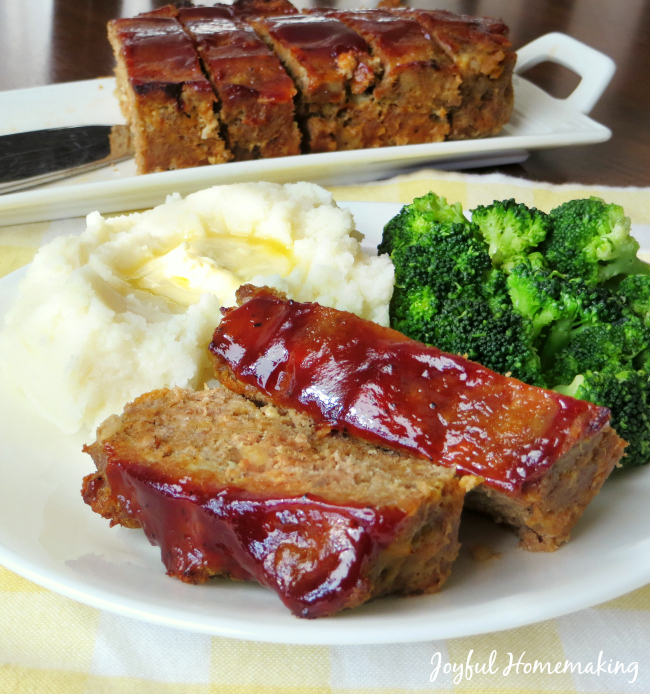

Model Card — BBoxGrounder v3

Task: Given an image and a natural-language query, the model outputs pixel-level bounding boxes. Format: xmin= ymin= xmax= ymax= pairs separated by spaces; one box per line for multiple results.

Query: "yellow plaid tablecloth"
xmin=1 ymin=169 xmax=650 ymax=694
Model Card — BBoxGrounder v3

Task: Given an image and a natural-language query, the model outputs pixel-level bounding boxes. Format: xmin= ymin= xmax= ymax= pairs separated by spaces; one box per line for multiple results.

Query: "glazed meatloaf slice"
xmin=177 ymin=6 xmax=301 ymax=161
xmin=247 ymin=13 xmax=382 ymax=153
xmin=108 ymin=16 xmax=231 ymax=173
xmin=82 ymin=386 xmax=465 ymax=618
xmin=312 ymin=8 xmax=461 ymax=146
xmin=396 ymin=8 xmax=515 ymax=139
xmin=209 ymin=286 xmax=626 ymax=552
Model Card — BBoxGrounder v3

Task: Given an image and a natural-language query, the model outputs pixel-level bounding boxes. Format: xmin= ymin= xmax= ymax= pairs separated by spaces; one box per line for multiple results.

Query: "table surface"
xmin=0 ymin=0 xmax=647 ymax=188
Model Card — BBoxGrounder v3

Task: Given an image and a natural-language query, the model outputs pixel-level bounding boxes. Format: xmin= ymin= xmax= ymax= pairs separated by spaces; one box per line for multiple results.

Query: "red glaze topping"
xmin=112 ymin=18 xmax=211 ymax=90
xmin=265 ymin=14 xmax=370 ymax=59
xmin=177 ymin=5 xmax=234 ymax=21
xmin=420 ymin=9 xmax=509 ymax=40
xmin=178 ymin=11 xmax=296 ymax=104
xmin=401 ymin=8 xmax=511 ymax=58
xmin=231 ymin=0 xmax=299 ymax=19
xmin=210 ymin=291 xmax=610 ymax=495
xmin=320 ymin=9 xmax=435 ymax=63
xmin=253 ymin=14 xmax=376 ymax=100
xmin=104 ymin=457 xmax=405 ymax=618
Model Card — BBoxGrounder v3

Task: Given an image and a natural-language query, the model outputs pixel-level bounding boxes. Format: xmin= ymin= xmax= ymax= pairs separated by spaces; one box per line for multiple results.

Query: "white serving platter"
xmin=0 ymin=32 xmax=614 ymax=226
xmin=0 ymin=201 xmax=649 ymax=646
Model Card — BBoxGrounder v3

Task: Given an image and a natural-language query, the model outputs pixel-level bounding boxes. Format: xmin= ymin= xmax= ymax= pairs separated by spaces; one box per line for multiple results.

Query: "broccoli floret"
xmin=387 ymin=219 xmax=492 ymax=303
xmin=472 ymin=199 xmax=550 ymax=267
xmin=382 ymin=199 xmax=544 ymax=384
xmin=617 ymin=273 xmax=650 ymax=324
xmin=378 ymin=192 xmax=467 ymax=256
xmin=546 ymin=316 xmax=649 ymax=387
xmin=537 ymin=280 xmax=629 ymax=366
xmin=390 ymin=284 xmax=439 ymax=340
xmin=505 ymin=255 xmax=565 ymax=339
xmin=543 ymin=197 xmax=648 ymax=284
xmin=555 ymin=369 xmax=650 ymax=467
xmin=504 ymin=256 xmax=629 ymax=358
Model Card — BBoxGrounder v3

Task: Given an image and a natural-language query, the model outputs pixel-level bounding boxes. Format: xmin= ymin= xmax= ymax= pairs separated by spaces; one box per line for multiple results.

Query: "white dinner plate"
xmin=1 ymin=201 xmax=650 ymax=645
xmin=0 ymin=32 xmax=615 ymax=226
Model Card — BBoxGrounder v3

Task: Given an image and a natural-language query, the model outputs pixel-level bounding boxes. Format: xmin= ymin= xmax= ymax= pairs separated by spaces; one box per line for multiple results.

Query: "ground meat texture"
xmin=82 ymin=386 xmax=465 ymax=618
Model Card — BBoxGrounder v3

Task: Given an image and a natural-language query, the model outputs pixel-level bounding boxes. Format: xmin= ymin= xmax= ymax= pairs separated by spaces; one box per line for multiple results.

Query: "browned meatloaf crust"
xmin=82 ymin=386 xmax=465 ymax=618
xmin=209 ymin=285 xmax=626 ymax=553
xmin=107 ymin=15 xmax=231 ymax=174
xmin=177 ymin=6 xmax=301 ymax=161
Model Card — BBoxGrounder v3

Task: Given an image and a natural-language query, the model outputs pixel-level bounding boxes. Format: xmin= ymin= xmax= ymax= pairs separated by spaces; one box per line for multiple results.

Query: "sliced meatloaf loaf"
xmin=109 ymin=1 xmax=517 ymax=171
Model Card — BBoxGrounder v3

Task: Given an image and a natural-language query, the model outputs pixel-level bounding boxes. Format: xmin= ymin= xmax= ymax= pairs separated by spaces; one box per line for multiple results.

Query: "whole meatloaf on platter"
xmin=209 ymin=286 xmax=626 ymax=553
xmin=82 ymin=386 xmax=466 ymax=618
xmin=108 ymin=0 xmax=517 ymax=173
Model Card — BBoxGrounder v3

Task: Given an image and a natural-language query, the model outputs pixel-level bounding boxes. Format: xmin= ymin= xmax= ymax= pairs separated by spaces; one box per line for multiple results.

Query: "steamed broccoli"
xmin=542 ymin=197 xmax=649 ymax=284
xmin=472 ymin=198 xmax=550 ymax=268
xmin=546 ymin=316 xmax=649 ymax=387
xmin=378 ymin=192 xmax=467 ymax=256
xmin=505 ymin=255 xmax=565 ymax=339
xmin=555 ymin=369 xmax=650 ymax=467
xmin=617 ymin=273 xmax=650 ymax=323
xmin=381 ymin=192 xmax=650 ymax=467
xmin=385 ymin=193 xmax=544 ymax=385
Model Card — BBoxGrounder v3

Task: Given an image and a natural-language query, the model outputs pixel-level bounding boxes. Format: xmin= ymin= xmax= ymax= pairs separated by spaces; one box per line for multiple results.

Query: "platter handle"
xmin=515 ymin=32 xmax=616 ymax=115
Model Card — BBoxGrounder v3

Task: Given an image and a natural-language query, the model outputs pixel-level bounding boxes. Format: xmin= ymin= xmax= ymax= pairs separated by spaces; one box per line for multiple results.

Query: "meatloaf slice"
xmin=246 ymin=13 xmax=382 ymax=153
xmin=396 ymin=8 xmax=515 ymax=139
xmin=312 ymin=8 xmax=461 ymax=146
xmin=209 ymin=285 xmax=626 ymax=552
xmin=108 ymin=16 xmax=231 ymax=174
xmin=82 ymin=386 xmax=465 ymax=618
xmin=177 ymin=7 xmax=301 ymax=161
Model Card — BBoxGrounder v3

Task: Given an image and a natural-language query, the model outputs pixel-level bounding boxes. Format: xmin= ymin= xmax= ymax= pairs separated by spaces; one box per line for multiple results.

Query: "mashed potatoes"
xmin=0 ymin=182 xmax=394 ymax=435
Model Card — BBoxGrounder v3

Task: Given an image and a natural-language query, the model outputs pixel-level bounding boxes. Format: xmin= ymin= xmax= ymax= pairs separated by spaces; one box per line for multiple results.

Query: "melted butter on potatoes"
xmin=0 ymin=182 xmax=394 ymax=435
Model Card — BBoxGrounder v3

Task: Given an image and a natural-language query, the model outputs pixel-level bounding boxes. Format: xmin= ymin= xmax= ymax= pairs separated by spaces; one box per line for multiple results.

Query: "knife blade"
xmin=0 ymin=125 xmax=133 ymax=194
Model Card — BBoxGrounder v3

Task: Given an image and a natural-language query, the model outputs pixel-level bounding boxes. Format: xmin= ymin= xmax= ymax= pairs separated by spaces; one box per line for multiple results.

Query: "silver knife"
xmin=0 ymin=125 xmax=133 ymax=194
